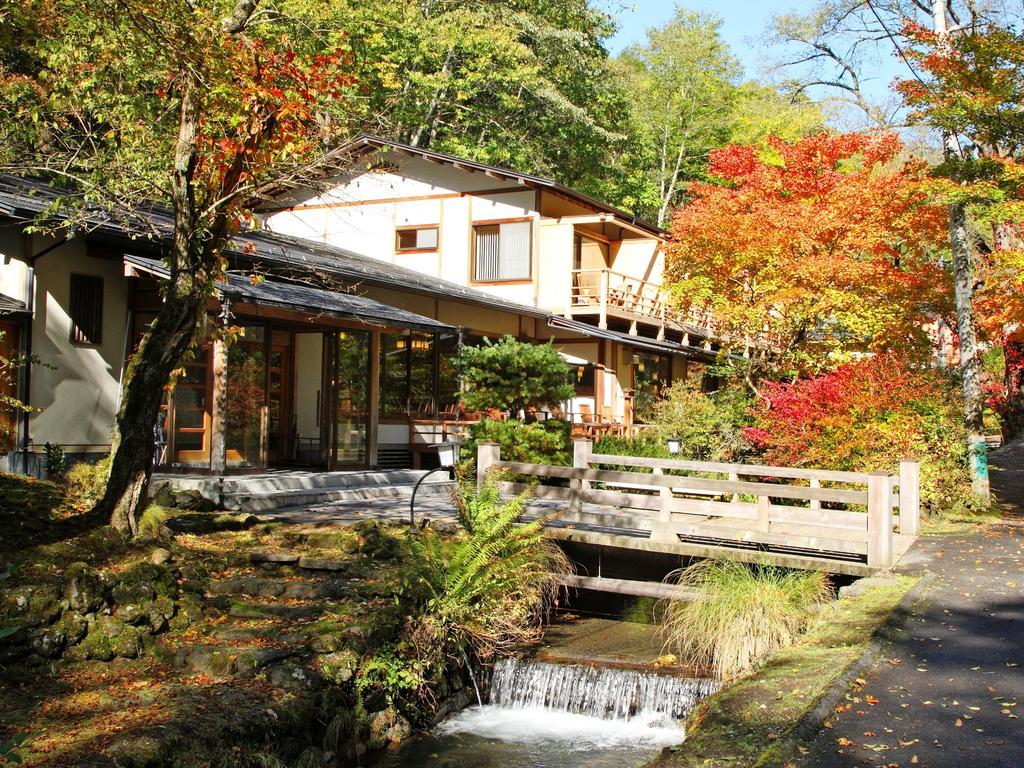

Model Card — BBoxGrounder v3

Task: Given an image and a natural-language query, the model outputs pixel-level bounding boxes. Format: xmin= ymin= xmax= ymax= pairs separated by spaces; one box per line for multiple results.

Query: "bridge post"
xmin=898 ymin=459 xmax=921 ymax=537
xmin=654 ymin=467 xmax=672 ymax=521
xmin=570 ymin=439 xmax=592 ymax=514
xmin=756 ymin=495 xmax=770 ymax=533
xmin=477 ymin=442 xmax=500 ymax=491
xmin=867 ymin=473 xmax=894 ymax=569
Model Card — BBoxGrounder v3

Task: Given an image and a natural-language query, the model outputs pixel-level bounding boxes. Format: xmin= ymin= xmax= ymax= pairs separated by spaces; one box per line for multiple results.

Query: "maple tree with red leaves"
xmin=2 ymin=0 xmax=357 ymax=533
xmin=666 ymin=131 xmax=950 ymax=390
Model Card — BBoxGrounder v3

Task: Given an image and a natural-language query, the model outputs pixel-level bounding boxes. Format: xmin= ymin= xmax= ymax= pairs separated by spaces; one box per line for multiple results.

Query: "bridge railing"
xmin=476 ymin=439 xmax=920 ymax=570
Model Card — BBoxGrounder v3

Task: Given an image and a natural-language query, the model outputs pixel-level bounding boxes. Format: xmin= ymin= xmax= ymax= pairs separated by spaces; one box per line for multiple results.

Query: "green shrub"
xmin=461 ymin=418 xmax=572 ymax=466
xmin=661 ymin=559 xmax=832 ymax=679
xmin=649 ymin=380 xmax=753 ymax=461
xmin=458 ymin=336 xmax=574 ymax=415
xmin=64 ymin=456 xmax=111 ymax=511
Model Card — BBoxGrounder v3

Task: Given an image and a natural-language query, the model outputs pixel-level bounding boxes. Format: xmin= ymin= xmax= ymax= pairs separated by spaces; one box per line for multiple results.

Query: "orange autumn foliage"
xmin=666 ymin=132 xmax=950 ymax=377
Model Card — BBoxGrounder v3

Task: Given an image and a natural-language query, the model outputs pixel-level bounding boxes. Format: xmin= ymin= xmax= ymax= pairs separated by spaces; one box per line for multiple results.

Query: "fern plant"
xmin=404 ymin=471 xmax=571 ymax=667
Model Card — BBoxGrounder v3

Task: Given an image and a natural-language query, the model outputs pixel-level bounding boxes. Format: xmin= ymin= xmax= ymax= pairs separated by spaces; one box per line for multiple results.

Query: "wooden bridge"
xmin=477 ymin=439 xmax=920 ymax=578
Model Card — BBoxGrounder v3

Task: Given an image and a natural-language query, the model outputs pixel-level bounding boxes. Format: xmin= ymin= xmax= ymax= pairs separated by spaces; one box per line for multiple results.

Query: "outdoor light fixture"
xmin=410 ymin=440 xmax=461 ymax=528
xmin=667 ymin=437 xmax=682 ymax=455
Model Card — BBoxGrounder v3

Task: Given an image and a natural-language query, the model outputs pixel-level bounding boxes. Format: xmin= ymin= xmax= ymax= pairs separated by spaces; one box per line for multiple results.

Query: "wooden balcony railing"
xmin=570 ymin=268 xmax=711 ymax=333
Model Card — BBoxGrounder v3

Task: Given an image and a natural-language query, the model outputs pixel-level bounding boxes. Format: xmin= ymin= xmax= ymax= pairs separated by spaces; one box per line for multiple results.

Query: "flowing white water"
xmin=488 ymin=658 xmax=718 ymax=722
xmin=377 ymin=658 xmax=719 ymax=767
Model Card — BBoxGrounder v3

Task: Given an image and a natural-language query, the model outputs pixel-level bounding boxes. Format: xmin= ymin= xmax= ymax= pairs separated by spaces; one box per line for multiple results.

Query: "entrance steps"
xmin=151 ymin=469 xmax=456 ymax=513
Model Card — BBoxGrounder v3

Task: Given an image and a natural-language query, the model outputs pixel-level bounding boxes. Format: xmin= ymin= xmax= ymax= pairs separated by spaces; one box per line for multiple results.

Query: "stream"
xmin=374 ymin=658 xmax=718 ymax=767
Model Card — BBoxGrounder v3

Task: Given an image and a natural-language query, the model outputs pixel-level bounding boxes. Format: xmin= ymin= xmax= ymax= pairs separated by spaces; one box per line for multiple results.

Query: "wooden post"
xmin=899 ymin=459 xmax=921 ymax=537
xmin=654 ymin=466 xmax=673 ymax=521
xmin=209 ymin=338 xmax=227 ymax=473
xmin=756 ymin=495 xmax=770 ymax=533
xmin=809 ymin=477 xmax=821 ymax=512
xmin=729 ymin=471 xmax=740 ymax=504
xmin=477 ymin=442 xmax=499 ymax=491
xmin=599 ymin=269 xmax=609 ymax=330
xmin=867 ymin=473 xmax=893 ymax=569
xmin=571 ymin=438 xmax=592 ymax=514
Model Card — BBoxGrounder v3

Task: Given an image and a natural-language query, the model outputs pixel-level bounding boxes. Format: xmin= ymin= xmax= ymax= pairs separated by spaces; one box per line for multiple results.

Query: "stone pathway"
xmin=797 ymin=442 xmax=1024 ymax=768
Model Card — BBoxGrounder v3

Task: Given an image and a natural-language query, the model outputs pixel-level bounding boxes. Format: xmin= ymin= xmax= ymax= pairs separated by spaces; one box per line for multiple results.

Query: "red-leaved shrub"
xmin=746 ymin=354 xmax=974 ymax=514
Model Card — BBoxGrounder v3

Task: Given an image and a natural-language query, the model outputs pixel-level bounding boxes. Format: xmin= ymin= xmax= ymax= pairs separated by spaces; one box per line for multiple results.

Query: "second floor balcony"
xmin=569 ymin=268 xmax=711 ymax=339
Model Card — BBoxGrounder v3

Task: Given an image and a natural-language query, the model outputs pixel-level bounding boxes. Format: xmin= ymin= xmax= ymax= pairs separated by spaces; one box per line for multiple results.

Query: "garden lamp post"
xmin=667 ymin=437 xmax=682 ymax=456
xmin=410 ymin=441 xmax=460 ymax=528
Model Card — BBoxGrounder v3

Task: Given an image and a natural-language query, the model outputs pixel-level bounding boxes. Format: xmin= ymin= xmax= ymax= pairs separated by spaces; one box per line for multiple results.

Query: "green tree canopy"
xmin=458 ymin=336 xmax=574 ymax=416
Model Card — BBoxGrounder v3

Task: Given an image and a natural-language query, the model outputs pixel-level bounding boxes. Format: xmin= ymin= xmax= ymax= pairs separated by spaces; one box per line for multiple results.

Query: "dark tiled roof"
xmin=548 ymin=316 xmax=719 ymax=362
xmin=0 ymin=292 xmax=28 ymax=315
xmin=123 ymin=254 xmax=452 ymax=332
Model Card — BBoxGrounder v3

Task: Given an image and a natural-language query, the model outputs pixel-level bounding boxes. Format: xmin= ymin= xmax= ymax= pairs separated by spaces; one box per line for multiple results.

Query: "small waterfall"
xmin=489 ymin=658 xmax=718 ymax=722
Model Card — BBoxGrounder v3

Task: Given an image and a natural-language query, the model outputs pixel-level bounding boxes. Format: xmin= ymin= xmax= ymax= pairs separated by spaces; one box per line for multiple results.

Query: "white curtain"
xmin=475 ymin=221 xmax=530 ymax=280
xmin=475 ymin=225 xmax=501 ymax=280
xmin=498 ymin=221 xmax=531 ymax=280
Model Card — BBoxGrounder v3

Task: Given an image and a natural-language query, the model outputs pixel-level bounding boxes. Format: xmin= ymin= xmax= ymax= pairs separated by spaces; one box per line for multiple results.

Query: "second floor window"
xmin=69 ymin=273 xmax=103 ymax=345
xmin=395 ymin=226 xmax=439 ymax=252
xmin=473 ymin=220 xmax=531 ymax=281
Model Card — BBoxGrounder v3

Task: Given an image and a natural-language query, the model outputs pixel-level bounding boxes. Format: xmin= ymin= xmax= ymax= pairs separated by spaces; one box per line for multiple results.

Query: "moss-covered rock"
xmin=73 ymin=616 xmax=144 ymax=661
xmin=64 ymin=562 xmax=107 ymax=613
xmin=367 ymin=708 xmax=411 ymax=750
xmin=318 ymin=649 xmax=357 ymax=685
xmin=168 ymin=593 xmax=203 ymax=631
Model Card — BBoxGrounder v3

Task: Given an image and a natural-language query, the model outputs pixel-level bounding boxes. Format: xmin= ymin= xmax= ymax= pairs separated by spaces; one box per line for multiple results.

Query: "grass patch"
xmin=921 ymin=503 xmax=1004 ymax=535
xmin=647 ymin=575 xmax=918 ymax=768
xmin=662 ymin=561 xmax=833 ymax=679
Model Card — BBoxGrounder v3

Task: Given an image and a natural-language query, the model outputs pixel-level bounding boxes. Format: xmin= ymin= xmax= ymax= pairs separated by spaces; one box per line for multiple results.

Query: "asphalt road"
xmin=798 ymin=443 xmax=1024 ymax=768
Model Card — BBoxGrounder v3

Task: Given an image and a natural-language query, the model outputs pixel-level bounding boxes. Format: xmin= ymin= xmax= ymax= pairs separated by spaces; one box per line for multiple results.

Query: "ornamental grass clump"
xmin=661 ymin=560 xmax=832 ymax=679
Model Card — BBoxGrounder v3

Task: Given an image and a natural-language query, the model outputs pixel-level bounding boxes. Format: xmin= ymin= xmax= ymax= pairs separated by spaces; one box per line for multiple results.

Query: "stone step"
xmin=224 ymin=478 xmax=454 ymax=513
xmin=223 ymin=469 xmax=443 ymax=494
xmin=206 ymin=594 xmax=326 ymax=621
xmin=176 ymin=643 xmax=304 ymax=677
xmin=208 ymin=576 xmax=351 ymax=601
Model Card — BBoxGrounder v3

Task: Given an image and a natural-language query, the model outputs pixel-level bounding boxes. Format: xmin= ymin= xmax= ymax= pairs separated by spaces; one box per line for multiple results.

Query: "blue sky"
xmin=605 ymin=1 xmax=904 ymax=108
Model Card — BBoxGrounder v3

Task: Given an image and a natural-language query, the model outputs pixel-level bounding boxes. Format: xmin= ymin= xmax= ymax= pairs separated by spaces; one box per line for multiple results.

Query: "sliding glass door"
xmin=331 ymin=329 xmax=370 ymax=466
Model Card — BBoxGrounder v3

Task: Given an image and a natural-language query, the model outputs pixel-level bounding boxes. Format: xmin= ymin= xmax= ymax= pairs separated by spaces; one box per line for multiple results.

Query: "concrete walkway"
xmin=797 ymin=442 xmax=1024 ymax=768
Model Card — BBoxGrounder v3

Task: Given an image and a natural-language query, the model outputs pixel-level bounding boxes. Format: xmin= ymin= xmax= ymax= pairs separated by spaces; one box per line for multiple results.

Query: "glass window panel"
xmin=225 ymin=329 xmax=266 ymax=466
xmin=174 ymin=387 xmax=206 ymax=410
xmin=174 ymin=430 xmax=203 ymax=450
xmin=438 ymin=332 xmax=460 ymax=413
xmin=379 ymin=332 xmax=410 ymax=417
xmin=416 ymin=227 xmax=438 ymax=249
xmin=409 ymin=332 xmax=436 ymax=416
xmin=334 ymin=329 xmax=369 ymax=464
xmin=474 ymin=225 xmax=500 ymax=281
xmin=175 ymin=410 xmax=205 ymax=429
xmin=180 ymin=364 xmax=207 ymax=385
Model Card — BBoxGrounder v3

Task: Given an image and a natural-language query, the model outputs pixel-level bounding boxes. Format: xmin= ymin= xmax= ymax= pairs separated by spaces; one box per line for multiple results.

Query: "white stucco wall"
xmin=0 ymin=228 xmax=30 ymax=305
xmin=28 ymin=240 xmax=129 ymax=450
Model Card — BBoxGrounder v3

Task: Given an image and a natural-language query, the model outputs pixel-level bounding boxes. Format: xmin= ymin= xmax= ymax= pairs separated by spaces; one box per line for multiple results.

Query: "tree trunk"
xmin=932 ymin=0 xmax=988 ymax=500
xmin=949 ymin=201 xmax=990 ymax=498
xmin=96 ymin=289 xmax=207 ymax=534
